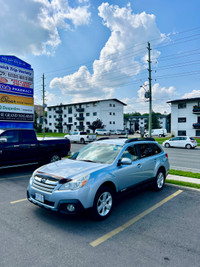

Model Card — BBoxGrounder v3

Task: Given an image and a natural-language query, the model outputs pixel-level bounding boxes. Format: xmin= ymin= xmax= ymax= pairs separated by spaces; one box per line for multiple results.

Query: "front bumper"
xmin=27 ymin=190 xmax=85 ymax=214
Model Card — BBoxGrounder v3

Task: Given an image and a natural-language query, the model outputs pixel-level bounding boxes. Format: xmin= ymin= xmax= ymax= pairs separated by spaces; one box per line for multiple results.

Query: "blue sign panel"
xmin=0 ymin=56 xmax=32 ymax=70
xmin=0 ymin=83 xmax=33 ymax=97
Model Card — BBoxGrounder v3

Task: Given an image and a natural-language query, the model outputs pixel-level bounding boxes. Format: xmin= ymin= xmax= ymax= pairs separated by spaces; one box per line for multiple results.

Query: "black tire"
xmin=154 ymin=170 xmax=165 ymax=191
xmin=185 ymin=144 xmax=191 ymax=149
xmin=92 ymin=186 xmax=114 ymax=220
xmin=80 ymin=138 xmax=85 ymax=144
xmin=164 ymin=143 xmax=170 ymax=148
xmin=49 ymin=153 xmax=61 ymax=163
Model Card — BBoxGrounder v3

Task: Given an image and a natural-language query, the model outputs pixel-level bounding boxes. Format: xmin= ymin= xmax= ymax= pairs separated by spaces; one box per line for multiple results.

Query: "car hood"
xmin=35 ymin=159 xmax=108 ymax=180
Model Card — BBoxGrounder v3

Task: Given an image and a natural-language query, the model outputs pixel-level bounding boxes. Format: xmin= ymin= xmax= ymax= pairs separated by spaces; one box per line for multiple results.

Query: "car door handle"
xmin=137 ymin=163 xmax=142 ymax=168
xmin=14 ymin=145 xmax=20 ymax=148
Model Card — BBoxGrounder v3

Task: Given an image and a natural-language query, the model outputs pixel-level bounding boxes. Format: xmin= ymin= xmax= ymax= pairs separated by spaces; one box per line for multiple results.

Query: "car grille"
xmin=33 ymin=175 xmax=58 ymax=193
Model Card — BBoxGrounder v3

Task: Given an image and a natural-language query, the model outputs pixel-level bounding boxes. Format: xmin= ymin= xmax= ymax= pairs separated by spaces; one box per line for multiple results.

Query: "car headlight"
xmin=59 ymin=174 xmax=90 ymax=191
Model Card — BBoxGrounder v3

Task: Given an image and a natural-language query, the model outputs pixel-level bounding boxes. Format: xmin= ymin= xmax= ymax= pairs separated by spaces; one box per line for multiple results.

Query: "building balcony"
xmin=55 ymin=110 xmax=63 ymax=114
xmin=76 ymin=125 xmax=85 ymax=130
xmin=55 ymin=117 xmax=63 ymax=122
xmin=76 ymin=108 xmax=85 ymax=112
xmin=193 ymin=123 xmax=200 ymax=129
xmin=55 ymin=123 xmax=63 ymax=129
xmin=193 ymin=106 xmax=200 ymax=114
xmin=76 ymin=117 xmax=84 ymax=121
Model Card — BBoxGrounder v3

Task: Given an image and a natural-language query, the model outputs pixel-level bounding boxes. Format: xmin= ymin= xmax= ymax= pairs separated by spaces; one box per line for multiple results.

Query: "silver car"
xmin=27 ymin=138 xmax=169 ymax=220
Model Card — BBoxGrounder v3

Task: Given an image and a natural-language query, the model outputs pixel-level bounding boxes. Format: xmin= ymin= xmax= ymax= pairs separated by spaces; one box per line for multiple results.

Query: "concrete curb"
xmin=166 ymin=174 xmax=200 ymax=184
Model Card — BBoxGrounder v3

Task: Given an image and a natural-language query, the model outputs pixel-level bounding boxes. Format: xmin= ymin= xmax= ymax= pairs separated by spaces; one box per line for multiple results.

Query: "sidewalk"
xmin=166 ymin=174 xmax=200 ymax=184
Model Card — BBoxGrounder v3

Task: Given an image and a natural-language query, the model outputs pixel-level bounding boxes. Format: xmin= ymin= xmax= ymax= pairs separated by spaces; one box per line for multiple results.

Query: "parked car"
xmin=145 ymin=129 xmax=167 ymax=137
xmin=0 ymin=129 xmax=71 ymax=169
xmin=64 ymin=131 xmax=96 ymax=144
xmin=95 ymin=129 xmax=110 ymax=135
xmin=27 ymin=138 xmax=169 ymax=220
xmin=163 ymin=136 xmax=197 ymax=149
xmin=109 ymin=130 xmax=118 ymax=135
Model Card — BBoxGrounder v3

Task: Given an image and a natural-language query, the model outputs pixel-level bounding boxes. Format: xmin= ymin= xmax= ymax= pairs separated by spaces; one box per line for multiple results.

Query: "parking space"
xmin=1 ymin=172 xmax=200 ymax=266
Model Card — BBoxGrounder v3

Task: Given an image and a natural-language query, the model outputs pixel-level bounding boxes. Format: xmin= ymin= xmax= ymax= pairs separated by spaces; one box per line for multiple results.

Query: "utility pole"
xmin=147 ymin=42 xmax=152 ymax=137
xmin=42 ymin=74 xmax=46 ymax=138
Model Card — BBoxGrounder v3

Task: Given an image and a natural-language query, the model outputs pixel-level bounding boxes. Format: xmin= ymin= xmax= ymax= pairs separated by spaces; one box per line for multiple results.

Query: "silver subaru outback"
xmin=27 ymin=138 xmax=169 ymax=220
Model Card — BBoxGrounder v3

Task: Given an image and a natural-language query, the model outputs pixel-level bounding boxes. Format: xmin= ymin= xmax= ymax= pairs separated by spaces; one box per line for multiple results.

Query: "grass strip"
xmin=166 ymin=180 xmax=200 ymax=190
xmin=169 ymin=169 xmax=200 ymax=179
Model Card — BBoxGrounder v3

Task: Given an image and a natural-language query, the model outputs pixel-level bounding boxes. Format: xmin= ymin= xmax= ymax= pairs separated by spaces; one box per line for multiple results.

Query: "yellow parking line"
xmin=10 ymin=198 xmax=27 ymax=204
xmin=90 ymin=189 xmax=183 ymax=247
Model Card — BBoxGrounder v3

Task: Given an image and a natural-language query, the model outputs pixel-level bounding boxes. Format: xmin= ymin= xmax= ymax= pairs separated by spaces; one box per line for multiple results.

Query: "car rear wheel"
xmin=185 ymin=144 xmax=191 ymax=149
xmin=92 ymin=186 xmax=114 ymax=220
xmin=49 ymin=153 xmax=61 ymax=163
xmin=154 ymin=170 xmax=165 ymax=191
xmin=164 ymin=143 xmax=170 ymax=148
xmin=80 ymin=138 xmax=85 ymax=144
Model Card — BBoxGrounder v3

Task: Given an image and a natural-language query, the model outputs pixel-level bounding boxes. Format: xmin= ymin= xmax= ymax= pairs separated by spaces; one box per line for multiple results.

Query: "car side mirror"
xmin=118 ymin=158 xmax=132 ymax=166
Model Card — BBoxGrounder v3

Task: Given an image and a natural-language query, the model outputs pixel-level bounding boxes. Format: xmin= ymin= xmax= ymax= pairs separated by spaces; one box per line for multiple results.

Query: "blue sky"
xmin=0 ymin=0 xmax=200 ymax=114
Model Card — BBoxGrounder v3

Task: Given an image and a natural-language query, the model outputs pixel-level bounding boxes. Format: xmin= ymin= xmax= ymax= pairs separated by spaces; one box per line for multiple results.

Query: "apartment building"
xmin=47 ymin=99 xmax=126 ymax=133
xmin=167 ymin=97 xmax=200 ymax=137
xmin=124 ymin=115 xmax=168 ymax=132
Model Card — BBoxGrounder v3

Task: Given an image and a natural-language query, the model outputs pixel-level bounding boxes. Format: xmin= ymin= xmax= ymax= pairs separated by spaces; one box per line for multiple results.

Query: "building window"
xmin=68 ymin=107 xmax=72 ymax=114
xmin=113 ymin=112 xmax=115 ymax=115
xmin=86 ymin=113 xmax=90 ymax=116
xmin=196 ymin=130 xmax=200 ymax=136
xmin=86 ymin=122 xmax=90 ymax=125
xmin=109 ymin=104 xmax=112 ymax=107
xmin=113 ymin=121 xmax=115 ymax=124
xmin=110 ymin=121 xmax=112 ymax=124
xmin=64 ymin=114 xmax=67 ymax=118
xmin=110 ymin=112 xmax=112 ymax=115
xmin=178 ymin=130 xmax=186 ymax=136
xmin=68 ymin=117 xmax=72 ymax=123
xmin=49 ymin=123 xmax=52 ymax=126
xmin=49 ymin=108 xmax=51 ymax=111
xmin=74 ymin=122 xmax=77 ymax=125
xmin=113 ymin=104 xmax=115 ymax=107
xmin=54 ymin=115 xmax=56 ymax=118
xmin=178 ymin=117 xmax=186 ymax=123
xmin=49 ymin=115 xmax=51 ymax=118
xmin=178 ymin=103 xmax=186 ymax=109
xmin=93 ymin=112 xmax=97 ymax=116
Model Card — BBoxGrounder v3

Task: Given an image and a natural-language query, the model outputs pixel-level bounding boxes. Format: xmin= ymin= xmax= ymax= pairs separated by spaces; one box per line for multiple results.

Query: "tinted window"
xmin=21 ymin=130 xmax=36 ymax=143
xmin=138 ymin=143 xmax=153 ymax=158
xmin=150 ymin=143 xmax=162 ymax=155
xmin=1 ymin=130 xmax=19 ymax=143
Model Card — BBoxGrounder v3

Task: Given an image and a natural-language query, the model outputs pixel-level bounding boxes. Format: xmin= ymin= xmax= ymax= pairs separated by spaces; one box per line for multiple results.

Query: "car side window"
xmin=21 ymin=130 xmax=36 ymax=143
xmin=1 ymin=130 xmax=19 ymax=143
xmin=150 ymin=143 xmax=162 ymax=155
xmin=121 ymin=145 xmax=139 ymax=162
xmin=138 ymin=143 xmax=153 ymax=158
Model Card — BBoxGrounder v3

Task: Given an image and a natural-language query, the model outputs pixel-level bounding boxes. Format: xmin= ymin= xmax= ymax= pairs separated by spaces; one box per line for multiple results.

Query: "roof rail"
xmin=125 ymin=137 xmax=155 ymax=143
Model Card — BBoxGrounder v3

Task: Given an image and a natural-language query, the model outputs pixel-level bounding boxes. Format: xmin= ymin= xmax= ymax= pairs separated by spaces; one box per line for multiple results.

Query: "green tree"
xmin=88 ymin=119 xmax=105 ymax=133
xmin=146 ymin=111 xmax=161 ymax=129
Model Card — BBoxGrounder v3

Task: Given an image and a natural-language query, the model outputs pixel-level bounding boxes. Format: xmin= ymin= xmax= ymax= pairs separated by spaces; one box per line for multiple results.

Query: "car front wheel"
xmin=92 ymin=186 xmax=114 ymax=220
xmin=154 ymin=170 xmax=165 ymax=191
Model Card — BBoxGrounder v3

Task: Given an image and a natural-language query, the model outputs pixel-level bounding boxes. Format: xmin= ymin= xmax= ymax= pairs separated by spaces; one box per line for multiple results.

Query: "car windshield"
xmin=70 ymin=142 xmax=122 ymax=164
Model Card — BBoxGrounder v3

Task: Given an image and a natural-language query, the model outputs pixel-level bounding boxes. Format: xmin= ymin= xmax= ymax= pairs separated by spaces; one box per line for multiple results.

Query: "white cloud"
xmin=182 ymin=89 xmax=200 ymax=99
xmin=0 ymin=0 xmax=91 ymax=56
xmin=122 ymin=82 xmax=178 ymax=114
xmin=50 ymin=3 xmax=165 ymax=103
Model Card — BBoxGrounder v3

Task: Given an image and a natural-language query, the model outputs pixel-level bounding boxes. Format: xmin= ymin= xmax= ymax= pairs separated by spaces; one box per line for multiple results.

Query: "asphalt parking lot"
xmin=0 ymin=167 xmax=200 ymax=267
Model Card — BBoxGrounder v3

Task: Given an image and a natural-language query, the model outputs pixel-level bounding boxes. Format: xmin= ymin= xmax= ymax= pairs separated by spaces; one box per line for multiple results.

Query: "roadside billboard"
xmin=0 ymin=56 xmax=34 ymax=129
